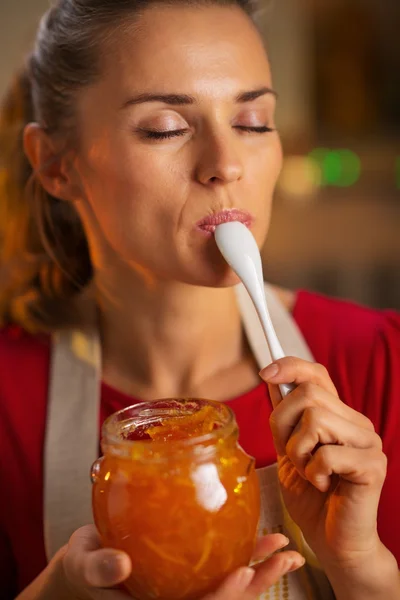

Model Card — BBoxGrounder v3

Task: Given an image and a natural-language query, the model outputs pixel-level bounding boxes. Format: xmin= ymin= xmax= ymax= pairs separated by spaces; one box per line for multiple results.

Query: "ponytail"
xmin=0 ymin=67 xmax=93 ymax=333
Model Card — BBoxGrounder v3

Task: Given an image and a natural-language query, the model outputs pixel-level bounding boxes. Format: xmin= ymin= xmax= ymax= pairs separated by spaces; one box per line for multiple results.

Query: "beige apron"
xmin=44 ymin=284 xmax=334 ymax=599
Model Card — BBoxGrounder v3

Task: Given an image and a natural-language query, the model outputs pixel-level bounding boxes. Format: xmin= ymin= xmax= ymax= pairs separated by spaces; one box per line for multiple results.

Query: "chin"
xmin=173 ymin=240 xmax=246 ymax=288
xmin=178 ymin=260 xmax=242 ymax=289
xmin=210 ymin=269 xmax=242 ymax=289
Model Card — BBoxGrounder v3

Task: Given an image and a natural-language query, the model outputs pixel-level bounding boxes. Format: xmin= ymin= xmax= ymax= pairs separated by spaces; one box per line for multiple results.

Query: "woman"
xmin=0 ymin=1 xmax=399 ymax=598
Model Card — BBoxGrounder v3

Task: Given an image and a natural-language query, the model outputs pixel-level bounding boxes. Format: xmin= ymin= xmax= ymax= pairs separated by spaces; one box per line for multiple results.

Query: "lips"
xmin=196 ymin=209 xmax=254 ymax=233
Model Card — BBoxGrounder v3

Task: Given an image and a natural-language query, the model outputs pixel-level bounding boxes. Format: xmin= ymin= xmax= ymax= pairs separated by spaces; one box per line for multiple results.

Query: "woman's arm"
xmin=261 ymin=357 xmax=400 ymax=600
xmin=320 ymin=542 xmax=400 ymax=600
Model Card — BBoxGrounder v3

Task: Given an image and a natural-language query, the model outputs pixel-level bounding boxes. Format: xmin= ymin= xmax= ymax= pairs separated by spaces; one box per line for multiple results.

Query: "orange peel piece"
xmin=145 ymin=405 xmax=218 ymax=441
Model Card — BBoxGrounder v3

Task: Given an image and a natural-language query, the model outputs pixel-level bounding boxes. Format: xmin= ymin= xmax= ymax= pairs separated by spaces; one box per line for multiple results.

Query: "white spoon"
xmin=215 ymin=221 xmax=295 ymax=398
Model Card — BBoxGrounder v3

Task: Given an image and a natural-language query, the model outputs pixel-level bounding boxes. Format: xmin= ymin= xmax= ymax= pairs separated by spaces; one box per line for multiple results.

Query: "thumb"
xmin=63 ymin=525 xmax=132 ymax=589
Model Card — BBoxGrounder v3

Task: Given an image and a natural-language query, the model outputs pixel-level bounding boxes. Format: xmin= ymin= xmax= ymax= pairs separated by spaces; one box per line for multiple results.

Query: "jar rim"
xmin=102 ymin=398 xmax=237 ymax=456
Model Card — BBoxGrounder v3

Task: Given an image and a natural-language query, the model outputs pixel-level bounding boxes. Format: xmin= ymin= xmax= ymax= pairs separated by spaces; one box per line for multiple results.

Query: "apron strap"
xmin=44 ymin=329 xmax=101 ymax=560
xmin=236 ymin=283 xmax=315 ymax=368
xmin=44 ymin=284 xmax=314 ymax=560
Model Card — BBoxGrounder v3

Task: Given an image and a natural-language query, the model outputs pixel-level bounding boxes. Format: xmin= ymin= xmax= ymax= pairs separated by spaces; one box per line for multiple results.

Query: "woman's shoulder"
xmin=0 ymin=323 xmax=51 ymax=355
xmin=292 ymin=288 xmax=400 ymax=419
xmin=293 ymin=288 xmax=399 ymax=343
xmin=0 ymin=325 xmax=51 ymax=465
xmin=267 ymin=284 xmax=400 ymax=362
xmin=0 ymin=325 xmax=51 ymax=391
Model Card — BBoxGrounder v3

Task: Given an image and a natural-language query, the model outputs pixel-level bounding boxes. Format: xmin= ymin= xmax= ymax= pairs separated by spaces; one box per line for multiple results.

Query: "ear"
xmin=23 ymin=123 xmax=81 ymax=202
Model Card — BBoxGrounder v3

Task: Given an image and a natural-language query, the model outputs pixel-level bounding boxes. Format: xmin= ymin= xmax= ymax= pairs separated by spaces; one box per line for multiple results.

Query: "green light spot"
xmin=307 ymin=148 xmax=361 ymax=187
xmin=323 ymin=151 xmax=342 ymax=185
xmin=336 ymin=150 xmax=361 ymax=187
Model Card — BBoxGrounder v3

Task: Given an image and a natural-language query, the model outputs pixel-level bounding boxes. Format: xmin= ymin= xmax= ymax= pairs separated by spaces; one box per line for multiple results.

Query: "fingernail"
xmin=272 ymin=536 xmax=291 ymax=553
xmin=100 ymin=555 xmax=125 ymax=581
xmin=237 ymin=567 xmax=255 ymax=588
xmin=260 ymin=363 xmax=279 ymax=380
xmin=287 ymin=556 xmax=306 ymax=573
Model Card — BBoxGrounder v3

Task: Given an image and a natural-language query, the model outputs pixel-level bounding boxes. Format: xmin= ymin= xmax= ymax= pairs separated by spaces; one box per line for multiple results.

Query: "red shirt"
xmin=1 ymin=290 xmax=400 ymax=597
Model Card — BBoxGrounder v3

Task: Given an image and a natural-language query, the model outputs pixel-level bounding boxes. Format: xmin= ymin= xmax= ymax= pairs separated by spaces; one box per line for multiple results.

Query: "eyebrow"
xmin=237 ymin=87 xmax=277 ymax=102
xmin=121 ymin=86 xmax=277 ymax=108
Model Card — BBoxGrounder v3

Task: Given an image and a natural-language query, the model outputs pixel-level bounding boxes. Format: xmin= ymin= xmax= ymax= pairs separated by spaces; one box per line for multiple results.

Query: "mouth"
xmin=196 ymin=209 xmax=254 ymax=235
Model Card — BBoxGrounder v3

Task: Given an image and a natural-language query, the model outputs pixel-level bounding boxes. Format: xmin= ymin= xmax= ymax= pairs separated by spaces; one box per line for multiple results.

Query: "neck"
xmin=96 ymin=267 xmax=245 ymax=399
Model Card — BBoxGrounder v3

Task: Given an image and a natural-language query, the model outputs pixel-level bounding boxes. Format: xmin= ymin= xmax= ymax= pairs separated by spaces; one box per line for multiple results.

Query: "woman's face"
xmin=73 ymin=3 xmax=282 ymax=286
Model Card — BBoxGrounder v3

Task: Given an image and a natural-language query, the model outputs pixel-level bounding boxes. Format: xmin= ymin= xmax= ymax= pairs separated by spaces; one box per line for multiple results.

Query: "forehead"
xmin=99 ymin=4 xmax=272 ymax=98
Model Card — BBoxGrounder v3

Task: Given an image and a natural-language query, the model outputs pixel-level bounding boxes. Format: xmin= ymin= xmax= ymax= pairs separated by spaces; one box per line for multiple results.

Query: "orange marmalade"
xmin=91 ymin=399 xmax=260 ymax=600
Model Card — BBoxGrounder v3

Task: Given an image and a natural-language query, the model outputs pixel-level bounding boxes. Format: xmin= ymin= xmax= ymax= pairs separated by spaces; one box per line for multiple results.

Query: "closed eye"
xmin=234 ymin=125 xmax=274 ymax=133
xmin=140 ymin=128 xmax=188 ymax=140
xmin=139 ymin=125 xmax=274 ymax=140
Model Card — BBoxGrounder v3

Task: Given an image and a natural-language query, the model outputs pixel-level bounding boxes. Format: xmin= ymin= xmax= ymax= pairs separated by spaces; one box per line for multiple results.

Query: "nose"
xmin=195 ymin=132 xmax=244 ymax=186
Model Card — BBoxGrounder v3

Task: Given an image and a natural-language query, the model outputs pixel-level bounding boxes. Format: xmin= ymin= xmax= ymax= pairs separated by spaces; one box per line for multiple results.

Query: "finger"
xmin=286 ymin=407 xmax=382 ymax=477
xmin=268 ymin=383 xmax=284 ymax=411
xmin=269 ymin=383 xmax=375 ymax=457
xmin=261 ymin=358 xmax=338 ymax=402
xmin=246 ymin=551 xmax=305 ymax=597
xmin=251 ymin=533 xmax=290 ymax=561
xmin=305 ymin=445 xmax=387 ymax=493
xmin=202 ymin=567 xmax=256 ymax=600
xmin=64 ymin=525 xmax=132 ymax=589
xmin=204 ymin=552 xmax=304 ymax=600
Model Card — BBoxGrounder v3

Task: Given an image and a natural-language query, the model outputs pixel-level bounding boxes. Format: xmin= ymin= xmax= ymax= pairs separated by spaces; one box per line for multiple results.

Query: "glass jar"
xmin=91 ymin=398 xmax=260 ymax=600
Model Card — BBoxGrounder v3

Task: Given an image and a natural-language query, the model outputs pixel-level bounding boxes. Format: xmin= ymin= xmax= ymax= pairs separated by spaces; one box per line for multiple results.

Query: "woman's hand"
xmin=16 ymin=525 xmax=133 ymax=600
xmin=62 ymin=528 xmax=304 ymax=600
xmin=18 ymin=526 xmax=304 ymax=600
xmin=260 ymin=357 xmax=400 ymax=600
xmin=203 ymin=533 xmax=304 ymax=599
xmin=61 ymin=525 xmax=132 ymax=598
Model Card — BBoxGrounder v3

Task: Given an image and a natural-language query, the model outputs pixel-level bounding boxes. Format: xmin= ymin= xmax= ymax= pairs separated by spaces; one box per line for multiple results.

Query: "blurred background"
xmin=261 ymin=0 xmax=400 ymax=309
xmin=0 ymin=0 xmax=399 ymax=308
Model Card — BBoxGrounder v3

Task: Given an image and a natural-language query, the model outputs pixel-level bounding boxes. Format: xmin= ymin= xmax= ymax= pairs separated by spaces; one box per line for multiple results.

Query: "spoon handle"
xmin=278 ymin=382 xmax=296 ymax=397
xmin=251 ymin=293 xmax=296 ymax=398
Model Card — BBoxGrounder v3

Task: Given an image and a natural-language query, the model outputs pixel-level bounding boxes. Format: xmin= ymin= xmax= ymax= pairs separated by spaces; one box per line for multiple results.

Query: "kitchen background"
xmin=1 ymin=0 xmax=399 ymax=308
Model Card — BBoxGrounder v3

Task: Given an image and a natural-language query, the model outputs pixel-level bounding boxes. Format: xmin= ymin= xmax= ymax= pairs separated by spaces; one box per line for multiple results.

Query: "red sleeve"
xmin=294 ymin=291 xmax=400 ymax=563
xmin=0 ymin=326 xmax=50 ymax=593
xmin=0 ymin=527 xmax=18 ymax=599
xmin=0 ymin=327 xmax=20 ymax=597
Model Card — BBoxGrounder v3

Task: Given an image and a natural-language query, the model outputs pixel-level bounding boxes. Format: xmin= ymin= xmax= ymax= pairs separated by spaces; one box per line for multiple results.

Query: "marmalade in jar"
xmin=91 ymin=399 xmax=260 ymax=600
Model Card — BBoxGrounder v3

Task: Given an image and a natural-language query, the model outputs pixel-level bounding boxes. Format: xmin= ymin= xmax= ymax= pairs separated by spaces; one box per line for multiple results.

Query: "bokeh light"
xmin=308 ymin=148 xmax=361 ymax=187
xmin=278 ymin=155 xmax=322 ymax=201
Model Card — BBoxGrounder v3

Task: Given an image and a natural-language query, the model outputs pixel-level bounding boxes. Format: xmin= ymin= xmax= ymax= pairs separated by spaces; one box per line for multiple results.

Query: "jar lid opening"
xmin=102 ymin=398 xmax=238 ymax=459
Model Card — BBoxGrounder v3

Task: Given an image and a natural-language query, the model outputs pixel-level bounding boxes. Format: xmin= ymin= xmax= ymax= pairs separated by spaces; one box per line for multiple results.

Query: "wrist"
xmin=320 ymin=541 xmax=400 ymax=600
xmin=16 ymin=545 xmax=73 ymax=600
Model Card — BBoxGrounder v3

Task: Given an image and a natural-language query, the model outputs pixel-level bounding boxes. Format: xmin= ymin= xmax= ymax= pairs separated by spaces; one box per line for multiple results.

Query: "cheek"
xmin=82 ymin=145 xmax=164 ymax=219
xmin=262 ymin=136 xmax=283 ymax=186
xmin=246 ymin=136 xmax=282 ymax=197
xmin=250 ymin=137 xmax=282 ymax=243
xmin=78 ymin=145 xmax=185 ymax=260
xmin=100 ymin=145 xmax=185 ymax=207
